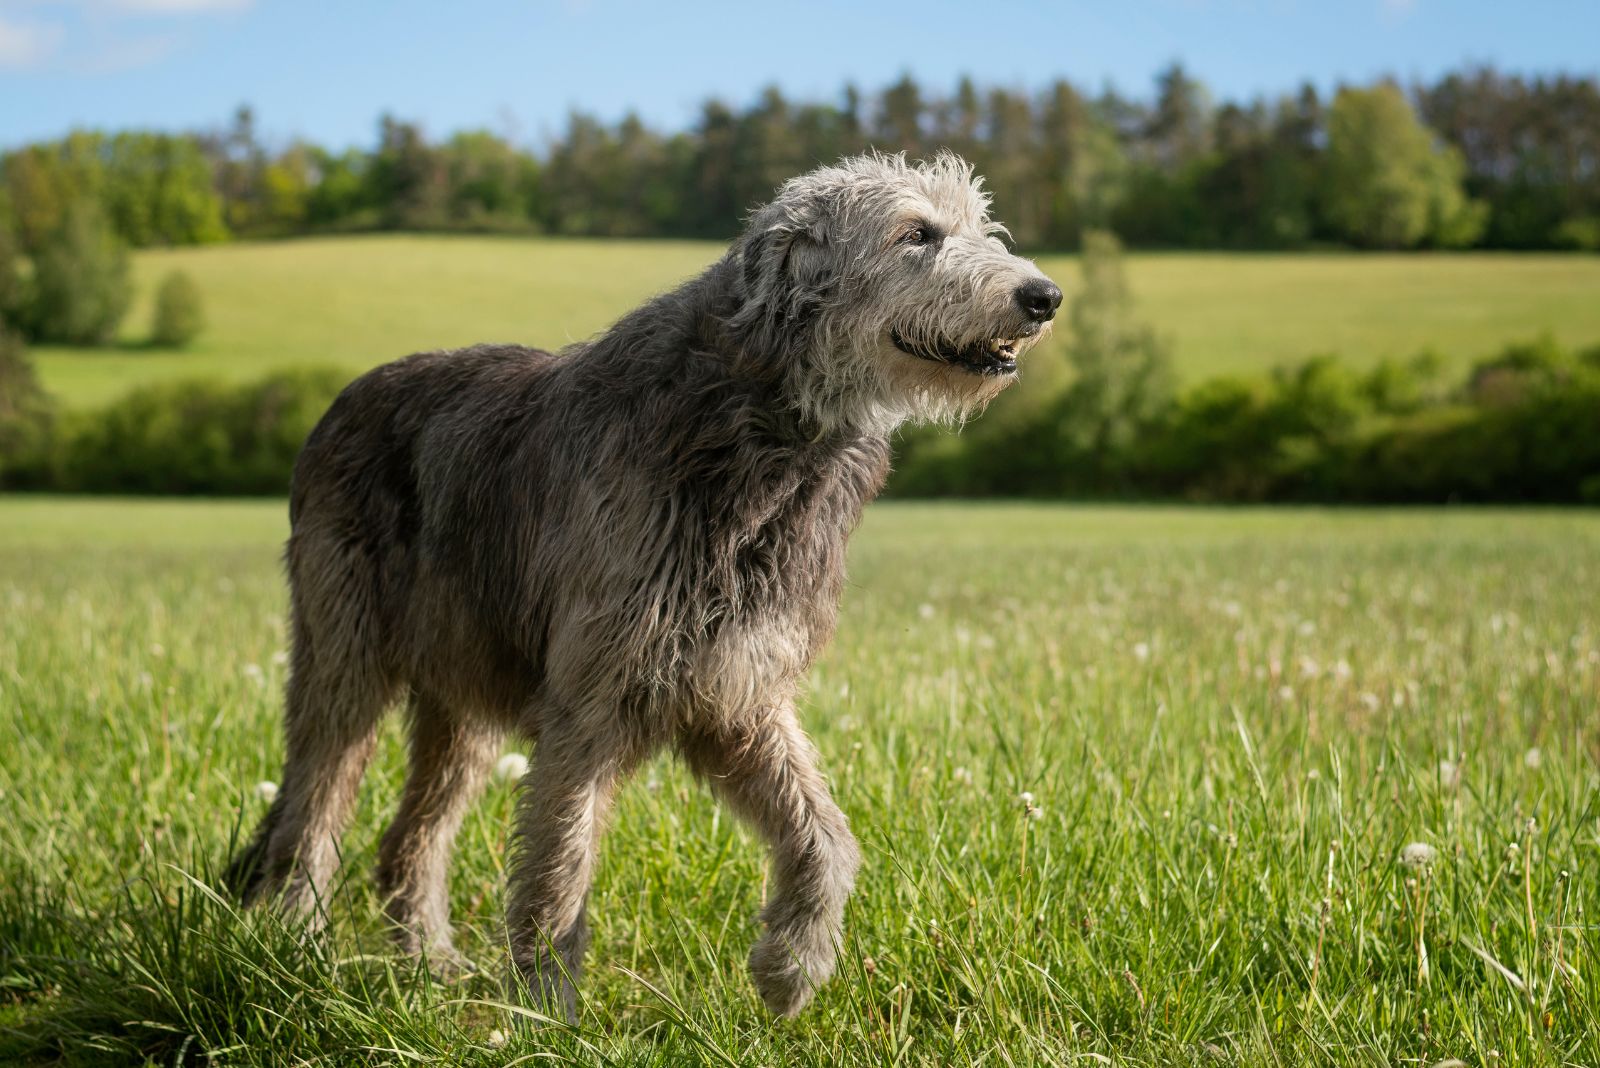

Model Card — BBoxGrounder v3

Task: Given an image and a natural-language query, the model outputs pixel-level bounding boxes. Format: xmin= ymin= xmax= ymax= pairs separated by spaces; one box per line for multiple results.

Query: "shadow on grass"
xmin=0 ymin=859 xmax=530 ymax=1066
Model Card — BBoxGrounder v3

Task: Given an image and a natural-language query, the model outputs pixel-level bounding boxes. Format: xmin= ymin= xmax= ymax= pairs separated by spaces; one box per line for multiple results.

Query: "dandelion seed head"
xmin=254 ymin=780 xmax=278 ymax=803
xmin=1400 ymin=842 xmax=1437 ymax=868
xmin=1523 ymin=747 xmax=1542 ymax=769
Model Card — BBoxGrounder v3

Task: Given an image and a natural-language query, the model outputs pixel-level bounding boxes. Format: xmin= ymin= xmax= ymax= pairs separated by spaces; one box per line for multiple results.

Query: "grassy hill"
xmin=31 ymin=234 xmax=1600 ymax=407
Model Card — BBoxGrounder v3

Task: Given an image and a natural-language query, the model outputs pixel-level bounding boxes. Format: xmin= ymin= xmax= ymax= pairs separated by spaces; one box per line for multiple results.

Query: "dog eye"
xmin=902 ymin=226 xmax=930 ymax=247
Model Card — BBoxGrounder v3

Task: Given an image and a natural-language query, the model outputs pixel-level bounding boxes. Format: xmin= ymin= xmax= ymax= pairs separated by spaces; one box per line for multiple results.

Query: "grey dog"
xmin=226 ymin=152 xmax=1060 ymax=1018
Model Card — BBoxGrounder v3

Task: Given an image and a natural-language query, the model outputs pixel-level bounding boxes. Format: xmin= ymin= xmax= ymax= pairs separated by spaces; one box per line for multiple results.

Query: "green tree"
xmin=0 ymin=325 xmax=51 ymax=484
xmin=1148 ymin=62 xmax=1212 ymax=168
xmin=1320 ymin=84 xmax=1486 ymax=248
xmin=0 ymin=202 xmax=21 ymax=325
xmin=102 ymin=131 xmax=229 ymax=245
xmin=369 ymin=116 xmax=449 ymax=229
xmin=1056 ymin=230 xmax=1176 ymax=474
xmin=150 ymin=270 xmax=205 ymax=347
xmin=442 ymin=130 xmax=538 ymax=228
xmin=26 ymin=200 xmax=132 ymax=345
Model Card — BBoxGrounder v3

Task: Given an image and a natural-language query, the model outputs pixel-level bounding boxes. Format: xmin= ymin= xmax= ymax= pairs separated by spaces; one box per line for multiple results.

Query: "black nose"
xmin=1014 ymin=279 xmax=1063 ymax=322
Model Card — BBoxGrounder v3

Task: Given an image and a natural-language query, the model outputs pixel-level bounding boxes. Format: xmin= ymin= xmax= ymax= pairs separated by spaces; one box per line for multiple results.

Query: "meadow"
xmin=1 ymin=497 xmax=1596 ymax=1066
xmin=30 ymin=236 xmax=1600 ymax=407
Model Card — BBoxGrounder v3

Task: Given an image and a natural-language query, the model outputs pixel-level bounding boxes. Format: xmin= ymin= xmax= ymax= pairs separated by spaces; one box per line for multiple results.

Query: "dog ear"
xmin=737 ymin=201 xmax=834 ymax=352
xmin=740 ymin=213 xmax=832 ymax=306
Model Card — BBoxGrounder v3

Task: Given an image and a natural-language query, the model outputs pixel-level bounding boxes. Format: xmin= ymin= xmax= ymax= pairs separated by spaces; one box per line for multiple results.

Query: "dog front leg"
xmin=505 ymin=723 xmax=645 ymax=1022
xmin=681 ymin=704 xmax=860 ymax=1017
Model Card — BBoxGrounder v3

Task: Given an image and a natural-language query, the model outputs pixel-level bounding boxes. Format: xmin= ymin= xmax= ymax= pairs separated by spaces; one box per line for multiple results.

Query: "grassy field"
xmin=1 ymin=497 xmax=1597 ymax=1066
xmin=31 ymin=236 xmax=1600 ymax=407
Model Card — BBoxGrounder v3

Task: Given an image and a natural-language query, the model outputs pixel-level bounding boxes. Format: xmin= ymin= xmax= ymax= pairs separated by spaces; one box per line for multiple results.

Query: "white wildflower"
xmin=1400 ymin=842 xmax=1438 ymax=869
xmin=243 ymin=662 xmax=265 ymax=684
xmin=495 ymin=753 xmax=529 ymax=782
xmin=952 ymin=766 xmax=974 ymax=787
xmin=918 ymin=603 xmax=936 ymax=620
xmin=254 ymin=780 xmax=279 ymax=803
xmin=1017 ymin=790 xmax=1035 ymax=807
xmin=1523 ymin=747 xmax=1542 ymax=769
xmin=1437 ymin=760 xmax=1461 ymax=789
xmin=1133 ymin=642 xmax=1150 ymax=662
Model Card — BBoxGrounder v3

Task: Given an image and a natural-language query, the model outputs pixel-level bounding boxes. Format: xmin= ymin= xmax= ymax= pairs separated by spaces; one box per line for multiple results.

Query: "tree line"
xmin=2 ymin=64 xmax=1598 ymax=254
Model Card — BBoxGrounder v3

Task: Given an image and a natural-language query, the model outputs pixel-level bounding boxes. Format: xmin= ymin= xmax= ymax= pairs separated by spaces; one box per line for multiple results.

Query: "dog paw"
xmin=512 ymin=949 xmax=580 ymax=1024
xmin=748 ymin=924 xmax=837 ymax=1018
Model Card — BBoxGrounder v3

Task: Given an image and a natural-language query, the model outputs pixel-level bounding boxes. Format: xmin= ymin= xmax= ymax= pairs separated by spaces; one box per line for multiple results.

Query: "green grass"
xmin=32 ymin=236 xmax=1600 ymax=407
xmin=2 ymin=497 xmax=1597 ymax=1066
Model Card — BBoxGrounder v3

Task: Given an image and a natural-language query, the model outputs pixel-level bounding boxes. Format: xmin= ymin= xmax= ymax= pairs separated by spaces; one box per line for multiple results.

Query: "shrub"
xmin=149 ymin=270 xmax=205 ymax=347
xmin=24 ymin=200 xmax=132 ymax=345
xmin=0 ymin=326 xmax=53 ymax=486
xmin=0 ymin=209 xmax=21 ymax=327
xmin=54 ymin=367 xmax=347 ymax=494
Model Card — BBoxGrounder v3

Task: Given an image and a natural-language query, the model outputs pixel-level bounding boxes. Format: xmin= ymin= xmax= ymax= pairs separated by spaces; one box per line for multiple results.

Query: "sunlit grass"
xmin=2 ymin=498 xmax=1597 ymax=1065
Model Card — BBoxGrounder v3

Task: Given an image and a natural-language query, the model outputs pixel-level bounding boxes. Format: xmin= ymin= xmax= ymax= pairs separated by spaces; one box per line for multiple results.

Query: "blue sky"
xmin=1 ymin=0 xmax=1596 ymax=151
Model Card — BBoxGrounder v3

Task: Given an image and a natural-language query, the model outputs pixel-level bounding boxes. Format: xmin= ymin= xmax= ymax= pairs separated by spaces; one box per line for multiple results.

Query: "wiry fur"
xmin=226 ymin=152 xmax=1058 ymax=1018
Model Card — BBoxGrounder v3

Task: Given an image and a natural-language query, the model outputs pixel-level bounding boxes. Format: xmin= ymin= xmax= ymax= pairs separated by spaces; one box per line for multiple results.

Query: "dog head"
xmin=734 ymin=152 xmax=1060 ymax=434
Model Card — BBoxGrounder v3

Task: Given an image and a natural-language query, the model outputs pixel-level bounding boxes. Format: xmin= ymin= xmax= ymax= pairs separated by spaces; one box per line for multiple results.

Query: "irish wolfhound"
xmin=226 ymin=152 xmax=1060 ymax=1018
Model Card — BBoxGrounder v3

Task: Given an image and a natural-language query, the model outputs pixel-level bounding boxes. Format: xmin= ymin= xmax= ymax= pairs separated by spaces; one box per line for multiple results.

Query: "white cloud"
xmin=0 ymin=16 xmax=63 ymax=69
xmin=103 ymin=0 xmax=253 ymax=12
xmin=79 ymin=30 xmax=180 ymax=73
